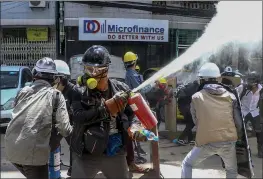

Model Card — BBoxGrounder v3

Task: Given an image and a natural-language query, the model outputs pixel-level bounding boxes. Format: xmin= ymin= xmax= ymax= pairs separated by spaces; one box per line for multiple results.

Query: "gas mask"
xmin=77 ymin=75 xmax=97 ymax=90
xmin=78 ymin=65 xmax=109 ymax=91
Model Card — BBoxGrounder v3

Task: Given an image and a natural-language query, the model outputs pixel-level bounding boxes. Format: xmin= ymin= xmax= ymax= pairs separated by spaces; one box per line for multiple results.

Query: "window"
xmin=0 ymin=71 xmax=19 ymax=89
xmin=2 ymin=28 xmax=27 ymax=38
xmin=21 ymin=69 xmax=33 ymax=88
xmin=178 ymin=29 xmax=202 ymax=46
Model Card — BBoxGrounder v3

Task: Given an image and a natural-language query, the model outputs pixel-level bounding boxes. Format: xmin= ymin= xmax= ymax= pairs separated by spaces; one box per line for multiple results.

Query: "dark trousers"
xmin=178 ymin=110 xmax=195 ymax=141
xmin=156 ymin=106 xmax=165 ymax=128
xmin=126 ymin=136 xmax=135 ymax=166
xmin=13 ymin=163 xmax=48 ymax=179
xmin=245 ymin=113 xmax=263 ymax=153
xmin=72 ymin=151 xmax=129 ymax=178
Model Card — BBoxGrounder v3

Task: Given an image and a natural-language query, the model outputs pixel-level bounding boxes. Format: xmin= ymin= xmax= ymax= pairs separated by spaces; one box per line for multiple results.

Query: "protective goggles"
xmin=83 ymin=65 xmax=108 ymax=77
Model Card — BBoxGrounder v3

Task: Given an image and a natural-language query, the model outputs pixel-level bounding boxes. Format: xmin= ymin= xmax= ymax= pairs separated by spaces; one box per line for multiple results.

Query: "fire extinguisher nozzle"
xmin=125 ymin=90 xmax=133 ymax=97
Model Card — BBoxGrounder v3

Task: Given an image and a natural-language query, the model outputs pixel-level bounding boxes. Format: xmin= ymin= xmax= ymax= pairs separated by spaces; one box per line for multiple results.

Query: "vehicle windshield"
xmin=0 ymin=71 xmax=19 ymax=89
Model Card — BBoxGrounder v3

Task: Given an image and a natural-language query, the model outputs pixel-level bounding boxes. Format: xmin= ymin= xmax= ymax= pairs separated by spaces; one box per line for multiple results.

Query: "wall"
xmin=64 ymin=2 xmax=210 ymax=30
xmin=0 ymin=1 xmax=55 ymax=26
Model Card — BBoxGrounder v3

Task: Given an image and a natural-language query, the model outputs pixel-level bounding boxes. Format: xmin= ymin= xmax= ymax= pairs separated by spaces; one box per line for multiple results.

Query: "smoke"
xmin=133 ymin=1 xmax=262 ymax=92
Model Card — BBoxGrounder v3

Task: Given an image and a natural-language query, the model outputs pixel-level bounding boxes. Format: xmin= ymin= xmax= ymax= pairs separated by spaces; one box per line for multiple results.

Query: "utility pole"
xmin=55 ymin=1 xmax=60 ymax=59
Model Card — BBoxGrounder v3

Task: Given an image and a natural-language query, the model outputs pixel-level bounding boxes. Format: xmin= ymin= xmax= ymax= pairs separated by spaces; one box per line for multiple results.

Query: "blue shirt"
xmin=125 ymin=68 xmax=143 ymax=90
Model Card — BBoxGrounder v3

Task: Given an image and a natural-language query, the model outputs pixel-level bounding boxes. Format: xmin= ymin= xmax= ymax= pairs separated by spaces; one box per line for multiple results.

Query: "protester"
xmin=123 ymin=51 xmax=149 ymax=171
xmin=236 ymin=71 xmax=263 ymax=158
xmin=70 ymin=45 xmax=149 ymax=178
xmin=181 ymin=62 xmax=242 ymax=178
xmin=4 ymin=57 xmax=72 ymax=179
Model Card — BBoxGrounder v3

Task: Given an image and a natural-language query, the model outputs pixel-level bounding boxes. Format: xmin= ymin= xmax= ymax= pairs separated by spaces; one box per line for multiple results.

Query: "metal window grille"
xmin=0 ymin=37 xmax=56 ymax=68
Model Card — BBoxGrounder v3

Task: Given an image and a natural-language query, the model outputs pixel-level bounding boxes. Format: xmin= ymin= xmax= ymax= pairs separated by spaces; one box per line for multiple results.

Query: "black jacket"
xmin=70 ymin=79 xmax=134 ymax=156
xmin=63 ymin=82 xmax=75 ymax=124
xmin=176 ymin=81 xmax=200 ymax=113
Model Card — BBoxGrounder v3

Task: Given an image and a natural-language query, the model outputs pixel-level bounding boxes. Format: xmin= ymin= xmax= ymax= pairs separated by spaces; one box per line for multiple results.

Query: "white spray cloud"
xmin=133 ymin=1 xmax=262 ymax=92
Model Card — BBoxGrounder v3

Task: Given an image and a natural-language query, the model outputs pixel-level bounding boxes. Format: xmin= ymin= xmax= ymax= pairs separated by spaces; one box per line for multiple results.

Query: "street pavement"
xmin=1 ymin=123 xmax=262 ymax=178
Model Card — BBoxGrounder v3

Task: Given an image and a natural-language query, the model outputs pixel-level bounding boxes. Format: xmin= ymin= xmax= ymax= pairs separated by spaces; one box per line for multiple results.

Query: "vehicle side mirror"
xmin=25 ymin=82 xmax=32 ymax=87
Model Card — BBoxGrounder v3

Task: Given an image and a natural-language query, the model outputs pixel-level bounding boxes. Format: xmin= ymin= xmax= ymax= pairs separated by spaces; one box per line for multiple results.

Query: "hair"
xmin=199 ymin=77 xmax=218 ymax=84
xmin=221 ymin=78 xmax=234 ymax=86
xmin=33 ymin=76 xmax=54 ymax=84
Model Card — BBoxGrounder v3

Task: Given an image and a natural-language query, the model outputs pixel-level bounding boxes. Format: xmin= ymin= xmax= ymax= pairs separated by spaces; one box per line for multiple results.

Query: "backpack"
xmin=49 ymin=90 xmax=63 ymax=152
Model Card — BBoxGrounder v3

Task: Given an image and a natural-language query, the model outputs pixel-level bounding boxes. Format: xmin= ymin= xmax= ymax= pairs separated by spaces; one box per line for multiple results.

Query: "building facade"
xmin=63 ymin=1 xmax=215 ymax=71
xmin=0 ymin=1 xmax=57 ymax=67
xmin=0 ymin=1 xmax=218 ymax=71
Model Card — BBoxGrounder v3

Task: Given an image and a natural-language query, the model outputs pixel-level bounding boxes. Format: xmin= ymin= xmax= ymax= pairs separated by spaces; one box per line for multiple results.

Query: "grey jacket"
xmin=5 ymin=80 xmax=72 ymax=166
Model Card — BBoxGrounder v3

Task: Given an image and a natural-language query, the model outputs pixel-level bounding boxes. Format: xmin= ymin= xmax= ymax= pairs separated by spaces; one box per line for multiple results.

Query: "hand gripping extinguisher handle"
xmin=104 ymin=90 xmax=131 ymax=117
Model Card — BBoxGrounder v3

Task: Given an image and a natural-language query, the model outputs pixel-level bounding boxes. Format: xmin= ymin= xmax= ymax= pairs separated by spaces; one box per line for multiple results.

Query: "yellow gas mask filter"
xmin=77 ymin=75 xmax=98 ymax=90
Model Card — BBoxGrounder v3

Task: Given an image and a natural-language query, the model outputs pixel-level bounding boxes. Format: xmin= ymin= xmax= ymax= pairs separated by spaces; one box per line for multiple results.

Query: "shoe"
xmin=128 ymin=162 xmax=150 ymax=173
xmin=189 ymin=140 xmax=195 ymax=145
xmin=257 ymin=145 xmax=263 ymax=158
xmin=174 ymin=139 xmax=188 ymax=146
xmin=135 ymin=148 xmax=147 ymax=156
xmin=258 ymin=153 xmax=263 ymax=158
xmin=134 ymin=156 xmax=147 ymax=164
xmin=67 ymin=167 xmax=72 ymax=176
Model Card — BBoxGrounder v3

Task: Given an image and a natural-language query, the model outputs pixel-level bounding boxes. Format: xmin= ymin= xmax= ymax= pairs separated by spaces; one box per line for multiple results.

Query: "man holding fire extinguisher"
xmin=70 ymin=45 xmax=149 ymax=178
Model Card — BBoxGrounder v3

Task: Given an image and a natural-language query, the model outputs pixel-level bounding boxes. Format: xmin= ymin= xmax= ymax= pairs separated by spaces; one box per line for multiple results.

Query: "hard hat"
xmin=32 ymin=57 xmax=58 ymax=79
xmin=198 ymin=62 xmax=221 ymax=78
xmin=135 ymin=65 xmax=140 ymax=71
xmin=158 ymin=77 xmax=167 ymax=84
xmin=221 ymin=66 xmax=235 ymax=77
xmin=224 ymin=66 xmax=232 ymax=73
xmin=123 ymin=52 xmax=138 ymax=63
xmin=54 ymin=60 xmax=70 ymax=76
xmin=82 ymin=45 xmax=111 ymax=67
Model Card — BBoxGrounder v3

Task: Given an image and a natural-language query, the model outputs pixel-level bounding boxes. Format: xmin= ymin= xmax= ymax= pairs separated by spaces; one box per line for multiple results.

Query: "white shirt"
xmin=236 ymin=84 xmax=262 ymax=117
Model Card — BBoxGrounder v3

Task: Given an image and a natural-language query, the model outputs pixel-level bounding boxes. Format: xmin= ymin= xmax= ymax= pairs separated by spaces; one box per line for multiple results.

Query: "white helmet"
xmin=54 ymin=60 xmax=70 ymax=76
xmin=198 ymin=62 xmax=221 ymax=78
xmin=224 ymin=66 xmax=232 ymax=72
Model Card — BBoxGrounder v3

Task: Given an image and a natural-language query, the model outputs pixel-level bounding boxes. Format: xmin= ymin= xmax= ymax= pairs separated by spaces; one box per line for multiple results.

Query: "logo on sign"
xmin=83 ymin=20 xmax=107 ymax=33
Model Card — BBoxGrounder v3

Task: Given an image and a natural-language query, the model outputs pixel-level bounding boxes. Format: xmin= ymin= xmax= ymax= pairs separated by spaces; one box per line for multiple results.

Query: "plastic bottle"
xmin=140 ymin=129 xmax=159 ymax=141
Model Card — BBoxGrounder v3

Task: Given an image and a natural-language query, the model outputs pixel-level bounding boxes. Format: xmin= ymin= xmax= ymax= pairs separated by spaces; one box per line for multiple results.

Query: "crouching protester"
xmin=70 ymin=45 xmax=148 ymax=178
xmin=181 ymin=63 xmax=242 ymax=179
xmin=145 ymin=77 xmax=172 ymax=129
xmin=4 ymin=57 xmax=73 ymax=179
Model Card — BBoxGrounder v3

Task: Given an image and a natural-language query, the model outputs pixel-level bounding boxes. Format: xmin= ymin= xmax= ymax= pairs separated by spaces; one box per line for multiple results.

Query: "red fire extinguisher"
xmin=128 ymin=92 xmax=158 ymax=130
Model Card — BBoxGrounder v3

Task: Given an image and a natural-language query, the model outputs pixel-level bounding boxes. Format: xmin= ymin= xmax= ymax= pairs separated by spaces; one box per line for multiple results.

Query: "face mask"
xmin=158 ymin=84 xmax=166 ymax=90
xmin=52 ymin=76 xmax=60 ymax=87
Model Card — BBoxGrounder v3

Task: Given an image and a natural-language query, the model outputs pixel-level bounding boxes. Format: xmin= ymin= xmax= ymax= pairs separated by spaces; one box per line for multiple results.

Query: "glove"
xmin=105 ymin=91 xmax=129 ymax=116
xmin=127 ymin=124 xmax=148 ymax=142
